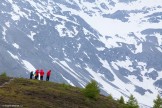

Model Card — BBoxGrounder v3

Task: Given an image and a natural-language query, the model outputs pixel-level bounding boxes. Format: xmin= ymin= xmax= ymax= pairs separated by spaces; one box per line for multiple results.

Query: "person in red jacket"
xmin=35 ymin=69 xmax=39 ymax=79
xmin=46 ymin=70 xmax=51 ymax=81
xmin=40 ymin=69 xmax=44 ymax=80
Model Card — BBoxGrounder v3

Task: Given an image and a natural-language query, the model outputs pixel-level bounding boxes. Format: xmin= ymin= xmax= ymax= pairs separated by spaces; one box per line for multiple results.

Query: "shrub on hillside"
xmin=0 ymin=72 xmax=7 ymax=77
xmin=118 ymin=96 xmax=125 ymax=104
xmin=126 ymin=94 xmax=139 ymax=108
xmin=107 ymin=94 xmax=113 ymax=100
xmin=83 ymin=80 xmax=100 ymax=100
xmin=153 ymin=94 xmax=162 ymax=108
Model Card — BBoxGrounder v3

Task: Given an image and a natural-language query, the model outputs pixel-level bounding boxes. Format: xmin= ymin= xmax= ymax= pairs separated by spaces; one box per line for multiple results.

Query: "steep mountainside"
xmin=0 ymin=0 xmax=162 ymax=107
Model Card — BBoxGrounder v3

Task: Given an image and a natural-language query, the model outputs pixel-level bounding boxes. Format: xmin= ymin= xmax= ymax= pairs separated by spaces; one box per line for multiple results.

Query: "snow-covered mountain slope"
xmin=0 ymin=0 xmax=162 ymax=107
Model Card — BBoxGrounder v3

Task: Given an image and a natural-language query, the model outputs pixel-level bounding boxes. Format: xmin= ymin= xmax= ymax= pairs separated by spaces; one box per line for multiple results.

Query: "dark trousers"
xmin=46 ymin=76 xmax=50 ymax=81
xmin=35 ymin=75 xmax=38 ymax=79
xmin=40 ymin=76 xmax=43 ymax=80
xmin=30 ymin=75 xmax=33 ymax=79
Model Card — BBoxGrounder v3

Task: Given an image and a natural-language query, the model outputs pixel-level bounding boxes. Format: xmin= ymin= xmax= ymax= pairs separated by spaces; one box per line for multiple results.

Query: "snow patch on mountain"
xmin=60 ymin=73 xmax=75 ymax=86
xmin=134 ymin=43 xmax=142 ymax=54
xmin=27 ymin=31 xmax=36 ymax=41
xmin=55 ymin=20 xmax=78 ymax=37
xmin=12 ymin=43 xmax=20 ymax=49
xmin=113 ymin=57 xmax=135 ymax=72
xmin=5 ymin=22 xmax=10 ymax=27
xmin=22 ymin=60 xmax=36 ymax=72
xmin=2 ymin=27 xmax=7 ymax=42
xmin=7 ymin=51 xmax=19 ymax=60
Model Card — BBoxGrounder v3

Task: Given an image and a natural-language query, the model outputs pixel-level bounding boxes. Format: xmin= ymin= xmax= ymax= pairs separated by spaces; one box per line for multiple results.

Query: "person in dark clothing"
xmin=40 ymin=69 xmax=44 ymax=80
xmin=46 ymin=70 xmax=51 ymax=81
xmin=35 ymin=69 xmax=39 ymax=79
xmin=30 ymin=71 xmax=33 ymax=79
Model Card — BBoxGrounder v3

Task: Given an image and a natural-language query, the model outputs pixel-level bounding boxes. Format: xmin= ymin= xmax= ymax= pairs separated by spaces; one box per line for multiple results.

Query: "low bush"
xmin=0 ymin=72 xmax=7 ymax=77
xmin=83 ymin=80 xmax=100 ymax=100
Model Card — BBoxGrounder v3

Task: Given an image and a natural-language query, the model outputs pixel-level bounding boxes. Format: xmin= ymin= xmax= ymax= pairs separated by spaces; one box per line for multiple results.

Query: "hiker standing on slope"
xmin=46 ymin=70 xmax=51 ymax=81
xmin=40 ymin=69 xmax=45 ymax=80
xmin=35 ymin=69 xmax=39 ymax=80
xmin=30 ymin=71 xmax=34 ymax=79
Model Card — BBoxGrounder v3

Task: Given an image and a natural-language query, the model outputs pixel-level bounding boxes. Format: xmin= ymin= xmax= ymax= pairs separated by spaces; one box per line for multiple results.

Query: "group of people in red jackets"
xmin=30 ymin=69 xmax=51 ymax=81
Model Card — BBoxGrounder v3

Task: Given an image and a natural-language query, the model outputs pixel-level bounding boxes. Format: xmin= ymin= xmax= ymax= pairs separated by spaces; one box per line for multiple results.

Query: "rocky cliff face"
xmin=0 ymin=0 xmax=162 ymax=107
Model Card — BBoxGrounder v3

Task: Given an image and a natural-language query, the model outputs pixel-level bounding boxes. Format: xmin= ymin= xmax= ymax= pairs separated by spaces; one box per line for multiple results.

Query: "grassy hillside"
xmin=0 ymin=76 xmax=125 ymax=108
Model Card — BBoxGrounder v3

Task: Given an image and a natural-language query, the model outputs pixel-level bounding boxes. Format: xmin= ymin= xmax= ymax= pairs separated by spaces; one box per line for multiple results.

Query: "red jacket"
xmin=47 ymin=70 xmax=51 ymax=76
xmin=35 ymin=70 xmax=39 ymax=76
xmin=40 ymin=69 xmax=44 ymax=76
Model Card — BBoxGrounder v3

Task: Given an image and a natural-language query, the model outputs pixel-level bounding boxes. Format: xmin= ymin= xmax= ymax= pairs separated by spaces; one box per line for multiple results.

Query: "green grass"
xmin=0 ymin=76 xmax=126 ymax=108
xmin=0 ymin=76 xmax=10 ymax=86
